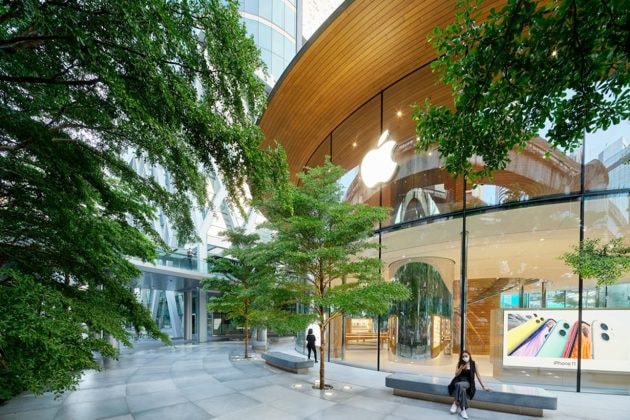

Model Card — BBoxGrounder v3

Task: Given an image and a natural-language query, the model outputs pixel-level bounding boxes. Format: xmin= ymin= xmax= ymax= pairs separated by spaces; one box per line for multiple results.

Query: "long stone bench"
xmin=385 ymin=373 xmax=557 ymax=417
xmin=261 ymin=351 xmax=314 ymax=374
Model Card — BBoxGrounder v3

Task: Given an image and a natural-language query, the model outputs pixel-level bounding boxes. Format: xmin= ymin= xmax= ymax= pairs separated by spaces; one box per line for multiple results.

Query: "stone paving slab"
xmin=0 ymin=340 xmax=629 ymax=420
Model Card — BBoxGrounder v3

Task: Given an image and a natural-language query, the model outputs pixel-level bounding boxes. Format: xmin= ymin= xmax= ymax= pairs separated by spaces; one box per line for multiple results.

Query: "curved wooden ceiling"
xmin=259 ymin=0 xmax=505 ymax=178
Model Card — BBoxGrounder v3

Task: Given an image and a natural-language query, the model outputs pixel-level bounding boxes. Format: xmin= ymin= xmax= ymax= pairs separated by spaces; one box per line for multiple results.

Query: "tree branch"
xmin=0 ymin=75 xmax=101 ymax=85
xmin=0 ymin=35 xmax=71 ymax=50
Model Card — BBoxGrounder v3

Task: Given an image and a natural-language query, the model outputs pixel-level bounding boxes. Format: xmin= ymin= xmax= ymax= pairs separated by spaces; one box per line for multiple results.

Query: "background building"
xmin=126 ymin=0 xmax=343 ymax=343
xmin=259 ymin=0 xmax=630 ymax=394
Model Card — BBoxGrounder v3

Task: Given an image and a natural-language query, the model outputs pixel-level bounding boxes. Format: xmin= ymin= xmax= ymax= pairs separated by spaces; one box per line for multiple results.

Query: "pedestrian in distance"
xmin=447 ymin=350 xmax=490 ymax=419
xmin=306 ymin=328 xmax=318 ymax=363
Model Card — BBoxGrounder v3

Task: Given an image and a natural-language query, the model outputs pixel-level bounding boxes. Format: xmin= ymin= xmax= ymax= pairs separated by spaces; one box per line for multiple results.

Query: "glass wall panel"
xmin=284 ymin=6 xmax=296 ymax=34
xmin=259 ymin=0 xmax=272 ymax=21
xmin=585 ymin=121 xmax=630 ymax=192
xmin=469 ymin=138 xmax=582 ymax=209
xmin=242 ymin=0 xmax=258 ymax=14
xmin=272 ymin=0 xmax=284 ymax=27
xmin=363 ymin=217 xmax=460 ymax=374
xmin=272 ymin=29 xmax=283 ymax=56
xmin=332 ymin=95 xmax=381 ymax=208
xmin=581 ymin=194 xmax=630 ymax=393
xmin=468 ymin=201 xmax=580 ymax=389
xmin=306 ymin=136 xmax=331 ymax=169
xmin=259 ymin=22 xmax=272 ymax=51
xmin=382 ymin=67 xmax=464 ymax=224
xmin=243 ymin=18 xmax=259 ymax=44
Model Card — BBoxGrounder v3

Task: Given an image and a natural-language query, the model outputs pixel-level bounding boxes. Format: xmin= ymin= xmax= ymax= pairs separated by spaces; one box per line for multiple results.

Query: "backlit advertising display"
xmin=503 ymin=310 xmax=630 ymax=372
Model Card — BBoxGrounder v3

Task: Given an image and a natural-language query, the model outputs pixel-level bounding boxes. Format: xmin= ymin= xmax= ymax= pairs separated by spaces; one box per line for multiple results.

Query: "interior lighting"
xmin=551 ymin=49 xmax=558 ymax=58
xmin=396 ymin=110 xmax=403 ymax=117
xmin=352 ymin=141 xmax=357 ymax=148
xmin=343 ymin=385 xmax=352 ymax=390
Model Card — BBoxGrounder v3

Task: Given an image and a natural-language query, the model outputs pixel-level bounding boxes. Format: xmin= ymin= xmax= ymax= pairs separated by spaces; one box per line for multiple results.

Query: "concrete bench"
xmin=261 ymin=351 xmax=314 ymax=374
xmin=385 ymin=373 xmax=557 ymax=417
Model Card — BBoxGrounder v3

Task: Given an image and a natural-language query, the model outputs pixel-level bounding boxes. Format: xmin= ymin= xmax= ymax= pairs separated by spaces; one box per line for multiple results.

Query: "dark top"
xmin=448 ymin=360 xmax=477 ymax=400
xmin=306 ymin=333 xmax=316 ymax=348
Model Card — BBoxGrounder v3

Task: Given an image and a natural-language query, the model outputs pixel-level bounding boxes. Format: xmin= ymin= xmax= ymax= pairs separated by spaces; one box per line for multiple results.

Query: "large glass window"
xmin=581 ymin=194 xmax=630 ymax=392
xmin=382 ymin=67 xmax=464 ymax=223
xmin=372 ymin=217 xmax=460 ymax=374
xmin=468 ymin=201 xmax=580 ymax=389
xmin=332 ymin=95 xmax=381 ymax=208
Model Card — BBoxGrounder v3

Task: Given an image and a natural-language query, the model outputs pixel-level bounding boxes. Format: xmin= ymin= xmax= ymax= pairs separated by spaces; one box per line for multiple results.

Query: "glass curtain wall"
xmin=293 ymin=59 xmax=630 ymax=393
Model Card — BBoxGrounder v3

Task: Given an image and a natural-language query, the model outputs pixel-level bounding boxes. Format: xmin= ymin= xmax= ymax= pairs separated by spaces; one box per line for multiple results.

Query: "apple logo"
xmin=360 ymin=130 xmax=398 ymax=188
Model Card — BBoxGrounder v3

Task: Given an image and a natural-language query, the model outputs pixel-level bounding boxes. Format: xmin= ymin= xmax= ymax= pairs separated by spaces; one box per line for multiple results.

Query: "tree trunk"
xmin=319 ymin=322 xmax=325 ymax=389
xmin=244 ymin=318 xmax=249 ymax=358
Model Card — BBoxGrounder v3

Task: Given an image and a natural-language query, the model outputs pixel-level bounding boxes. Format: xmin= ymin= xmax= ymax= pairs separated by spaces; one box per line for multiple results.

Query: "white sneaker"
xmin=460 ymin=409 xmax=469 ymax=419
xmin=449 ymin=402 xmax=457 ymax=414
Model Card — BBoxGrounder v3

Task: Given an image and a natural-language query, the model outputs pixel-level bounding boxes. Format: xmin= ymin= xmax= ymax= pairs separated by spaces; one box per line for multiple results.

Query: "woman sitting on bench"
xmin=447 ymin=350 xmax=490 ymax=419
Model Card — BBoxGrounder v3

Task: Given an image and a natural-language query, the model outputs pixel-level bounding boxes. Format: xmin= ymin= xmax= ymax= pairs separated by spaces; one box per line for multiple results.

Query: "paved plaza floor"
xmin=1 ymin=340 xmax=628 ymax=420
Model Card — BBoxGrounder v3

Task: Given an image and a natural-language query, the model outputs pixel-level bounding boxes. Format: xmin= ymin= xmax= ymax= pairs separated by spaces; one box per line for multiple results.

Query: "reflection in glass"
xmin=389 ymin=262 xmax=452 ymax=360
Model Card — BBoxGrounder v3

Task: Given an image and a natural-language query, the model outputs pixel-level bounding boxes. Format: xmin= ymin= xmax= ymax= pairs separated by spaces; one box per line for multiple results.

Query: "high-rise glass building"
xmin=238 ymin=0 xmax=303 ymax=87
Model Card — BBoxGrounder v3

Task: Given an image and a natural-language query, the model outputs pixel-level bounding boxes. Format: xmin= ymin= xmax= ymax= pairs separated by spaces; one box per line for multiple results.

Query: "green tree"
xmin=260 ymin=160 xmax=410 ymax=390
xmin=203 ymin=228 xmax=310 ymax=358
xmin=413 ymin=0 xmax=629 ymax=179
xmin=561 ymin=238 xmax=630 ymax=286
xmin=0 ymin=0 xmax=281 ymax=399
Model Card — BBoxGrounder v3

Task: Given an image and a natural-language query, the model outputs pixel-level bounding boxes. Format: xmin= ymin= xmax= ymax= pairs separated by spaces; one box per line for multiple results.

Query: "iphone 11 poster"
xmin=502 ymin=310 xmax=630 ymax=372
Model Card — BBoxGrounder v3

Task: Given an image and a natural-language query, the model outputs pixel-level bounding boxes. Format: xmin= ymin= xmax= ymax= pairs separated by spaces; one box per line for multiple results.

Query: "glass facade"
xmin=239 ymin=0 xmax=299 ymax=85
xmin=295 ymin=64 xmax=630 ymax=393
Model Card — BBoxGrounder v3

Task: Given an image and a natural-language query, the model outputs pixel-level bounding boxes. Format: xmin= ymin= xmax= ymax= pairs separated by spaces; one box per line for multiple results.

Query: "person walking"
xmin=306 ymin=328 xmax=318 ymax=363
xmin=447 ymin=350 xmax=490 ymax=419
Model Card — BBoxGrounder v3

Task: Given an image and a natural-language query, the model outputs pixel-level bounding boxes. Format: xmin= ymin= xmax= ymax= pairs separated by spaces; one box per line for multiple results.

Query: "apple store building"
xmin=259 ymin=1 xmax=630 ymax=394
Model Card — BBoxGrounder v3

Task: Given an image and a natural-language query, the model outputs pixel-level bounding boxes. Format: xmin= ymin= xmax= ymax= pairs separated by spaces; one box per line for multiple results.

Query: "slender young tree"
xmin=260 ymin=160 xmax=410 ymax=390
xmin=203 ymin=229 xmax=310 ymax=358
xmin=0 ymin=0 xmax=282 ymax=399
xmin=413 ymin=0 xmax=629 ymax=180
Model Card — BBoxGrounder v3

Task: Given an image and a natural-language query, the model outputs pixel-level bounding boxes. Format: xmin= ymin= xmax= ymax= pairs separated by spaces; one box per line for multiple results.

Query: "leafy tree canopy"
xmin=259 ymin=159 xmax=410 ymax=388
xmin=0 ymin=0 xmax=281 ymax=398
xmin=203 ymin=228 xmax=310 ymax=358
xmin=414 ymin=0 xmax=629 ymax=179
xmin=561 ymin=238 xmax=630 ymax=286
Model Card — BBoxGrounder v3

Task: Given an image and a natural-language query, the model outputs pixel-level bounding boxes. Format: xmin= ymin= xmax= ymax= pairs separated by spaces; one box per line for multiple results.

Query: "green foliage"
xmin=0 ymin=0 xmax=281 ymax=398
xmin=260 ymin=159 xmax=410 ymax=388
xmin=203 ymin=229 xmax=310 ymax=357
xmin=561 ymin=238 xmax=630 ymax=286
xmin=413 ymin=0 xmax=630 ymax=180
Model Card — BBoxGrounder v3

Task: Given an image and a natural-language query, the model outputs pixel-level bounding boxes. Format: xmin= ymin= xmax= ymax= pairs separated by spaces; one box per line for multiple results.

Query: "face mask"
xmin=462 ymin=356 xmax=470 ymax=362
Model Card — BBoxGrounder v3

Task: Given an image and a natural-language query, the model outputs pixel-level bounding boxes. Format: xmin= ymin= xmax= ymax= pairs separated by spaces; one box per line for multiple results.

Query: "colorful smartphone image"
xmin=537 ymin=320 xmax=571 ymax=358
xmin=562 ymin=321 xmax=579 ymax=358
xmin=562 ymin=321 xmax=591 ymax=359
xmin=592 ymin=320 xmax=630 ymax=361
xmin=506 ymin=314 xmax=546 ymax=354
xmin=569 ymin=321 xmax=591 ymax=359
xmin=510 ymin=319 xmax=557 ymax=357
